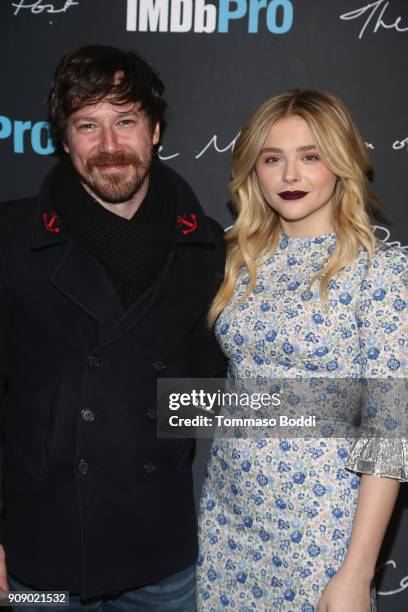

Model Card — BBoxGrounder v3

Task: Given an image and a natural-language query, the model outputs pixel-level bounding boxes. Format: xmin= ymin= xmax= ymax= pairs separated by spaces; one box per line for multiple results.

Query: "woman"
xmin=197 ymin=89 xmax=408 ymax=611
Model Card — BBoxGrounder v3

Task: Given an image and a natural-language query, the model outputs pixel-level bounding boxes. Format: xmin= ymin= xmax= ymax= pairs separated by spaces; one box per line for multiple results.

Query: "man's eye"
xmin=118 ymin=119 xmax=134 ymax=126
xmin=78 ymin=123 xmax=95 ymax=130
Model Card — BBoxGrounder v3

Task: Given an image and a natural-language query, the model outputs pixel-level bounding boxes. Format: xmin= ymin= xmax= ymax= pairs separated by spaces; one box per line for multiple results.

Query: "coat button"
xmin=144 ymin=461 xmax=156 ymax=475
xmin=88 ymin=355 xmax=103 ymax=368
xmin=153 ymin=359 xmax=166 ymax=373
xmin=81 ymin=409 xmax=95 ymax=423
xmin=78 ymin=459 xmax=89 ymax=475
xmin=146 ymin=408 xmax=157 ymax=421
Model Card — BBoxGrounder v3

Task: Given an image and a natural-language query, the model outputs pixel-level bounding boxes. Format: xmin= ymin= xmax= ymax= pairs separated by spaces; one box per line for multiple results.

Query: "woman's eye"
xmin=265 ymin=156 xmax=281 ymax=164
xmin=303 ymin=154 xmax=320 ymax=162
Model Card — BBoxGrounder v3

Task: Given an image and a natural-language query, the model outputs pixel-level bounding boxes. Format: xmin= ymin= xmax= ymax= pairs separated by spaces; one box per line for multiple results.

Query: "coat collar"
xmin=30 ymin=160 xmax=217 ymax=333
xmin=31 ymin=168 xmax=68 ymax=249
xmin=31 ymin=159 xmax=215 ymax=250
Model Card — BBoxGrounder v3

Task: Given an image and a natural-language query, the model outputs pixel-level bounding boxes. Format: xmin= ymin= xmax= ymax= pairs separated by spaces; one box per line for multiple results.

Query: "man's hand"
xmin=0 ymin=545 xmax=9 ymax=593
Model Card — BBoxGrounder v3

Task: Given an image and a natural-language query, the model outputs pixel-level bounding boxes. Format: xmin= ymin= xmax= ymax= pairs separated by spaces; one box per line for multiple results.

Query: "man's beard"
xmin=78 ymin=150 xmax=153 ymax=204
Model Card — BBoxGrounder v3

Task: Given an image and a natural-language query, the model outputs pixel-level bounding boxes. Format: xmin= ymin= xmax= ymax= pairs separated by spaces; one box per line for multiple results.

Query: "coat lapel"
xmin=92 ymin=250 xmax=177 ymax=351
xmin=32 ymin=176 xmax=124 ymax=326
xmin=51 ymin=240 xmax=124 ymax=327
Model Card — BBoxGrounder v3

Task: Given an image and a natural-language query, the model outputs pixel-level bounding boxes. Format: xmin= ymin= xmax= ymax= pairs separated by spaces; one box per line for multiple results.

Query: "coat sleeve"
xmin=189 ymin=217 xmax=228 ymax=379
xmin=188 ymin=310 xmax=228 ymax=378
xmin=0 ymin=245 xmax=10 ymax=543
xmin=345 ymin=245 xmax=408 ymax=481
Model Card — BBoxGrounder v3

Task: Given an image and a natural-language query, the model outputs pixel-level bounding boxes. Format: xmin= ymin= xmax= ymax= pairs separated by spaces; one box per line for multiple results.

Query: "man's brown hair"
xmin=48 ymin=45 xmax=166 ymax=147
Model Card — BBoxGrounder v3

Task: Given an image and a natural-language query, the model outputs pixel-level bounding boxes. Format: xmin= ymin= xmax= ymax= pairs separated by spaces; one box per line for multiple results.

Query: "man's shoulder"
xmin=0 ymin=196 xmax=37 ymax=223
xmin=206 ymin=216 xmax=226 ymax=243
xmin=156 ymin=161 xmax=226 ymax=240
xmin=0 ymin=196 xmax=38 ymax=246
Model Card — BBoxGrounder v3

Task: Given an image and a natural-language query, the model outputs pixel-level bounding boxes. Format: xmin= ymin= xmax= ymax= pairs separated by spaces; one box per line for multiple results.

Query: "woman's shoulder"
xmin=370 ymin=240 xmax=408 ymax=278
xmin=352 ymin=241 xmax=408 ymax=314
xmin=353 ymin=240 xmax=408 ymax=277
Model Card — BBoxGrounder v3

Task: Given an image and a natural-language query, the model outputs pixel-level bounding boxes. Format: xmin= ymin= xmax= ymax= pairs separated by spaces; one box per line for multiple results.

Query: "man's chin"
xmin=90 ymin=185 xmax=139 ymax=205
xmin=82 ymin=172 xmax=146 ymax=204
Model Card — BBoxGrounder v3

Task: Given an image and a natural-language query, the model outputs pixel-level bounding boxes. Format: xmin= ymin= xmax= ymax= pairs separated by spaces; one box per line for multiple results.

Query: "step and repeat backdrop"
xmin=1 ymin=0 xmax=407 ymax=609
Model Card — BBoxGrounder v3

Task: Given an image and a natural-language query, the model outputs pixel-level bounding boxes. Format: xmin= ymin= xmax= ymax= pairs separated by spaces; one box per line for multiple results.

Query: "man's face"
xmin=63 ymin=99 xmax=160 ymax=204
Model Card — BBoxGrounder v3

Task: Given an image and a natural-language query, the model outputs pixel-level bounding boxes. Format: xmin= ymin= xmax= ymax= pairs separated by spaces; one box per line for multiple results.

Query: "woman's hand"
xmin=317 ymin=474 xmax=400 ymax=611
xmin=317 ymin=567 xmax=372 ymax=612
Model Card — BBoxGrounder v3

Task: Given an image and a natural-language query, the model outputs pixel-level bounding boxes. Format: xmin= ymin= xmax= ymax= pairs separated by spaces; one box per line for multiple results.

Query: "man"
xmin=0 ymin=45 xmax=226 ymax=610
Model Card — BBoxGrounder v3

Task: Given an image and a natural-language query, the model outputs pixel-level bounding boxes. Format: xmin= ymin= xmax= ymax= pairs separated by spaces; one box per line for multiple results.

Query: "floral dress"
xmin=197 ymin=233 xmax=408 ymax=612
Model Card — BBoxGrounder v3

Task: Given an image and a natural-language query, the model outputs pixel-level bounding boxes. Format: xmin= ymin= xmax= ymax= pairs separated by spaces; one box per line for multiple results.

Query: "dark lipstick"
xmin=278 ymin=191 xmax=309 ymax=200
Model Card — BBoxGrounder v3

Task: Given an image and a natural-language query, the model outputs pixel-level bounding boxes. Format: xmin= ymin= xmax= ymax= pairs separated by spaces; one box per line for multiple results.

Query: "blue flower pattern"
xmin=197 ymin=234 xmax=408 ymax=611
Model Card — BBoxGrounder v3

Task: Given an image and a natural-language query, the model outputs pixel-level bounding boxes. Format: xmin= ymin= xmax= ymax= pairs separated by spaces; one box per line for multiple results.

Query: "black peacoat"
xmin=0 ymin=162 xmax=226 ymax=599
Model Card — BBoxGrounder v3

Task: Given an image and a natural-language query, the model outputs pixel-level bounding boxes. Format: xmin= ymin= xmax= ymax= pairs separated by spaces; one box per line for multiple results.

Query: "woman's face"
xmin=255 ymin=115 xmax=337 ymax=237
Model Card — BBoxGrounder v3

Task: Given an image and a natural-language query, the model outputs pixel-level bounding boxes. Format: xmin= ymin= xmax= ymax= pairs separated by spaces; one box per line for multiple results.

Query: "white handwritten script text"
xmin=340 ymin=0 xmax=408 ymax=39
xmin=12 ymin=0 xmax=79 ymax=16
xmin=373 ymin=226 xmax=408 ymax=253
xmin=393 ymin=137 xmax=408 ymax=150
xmin=376 ymin=560 xmax=408 ymax=596
xmin=158 ymin=133 xmax=240 ymax=161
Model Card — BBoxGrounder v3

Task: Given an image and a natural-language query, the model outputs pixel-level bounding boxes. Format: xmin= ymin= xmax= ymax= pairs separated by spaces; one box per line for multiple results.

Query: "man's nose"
xmin=98 ymin=127 xmax=121 ymax=153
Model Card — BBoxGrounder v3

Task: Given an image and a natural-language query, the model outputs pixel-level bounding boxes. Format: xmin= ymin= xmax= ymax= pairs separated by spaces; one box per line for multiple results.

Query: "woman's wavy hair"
xmin=209 ymin=89 xmax=379 ymax=325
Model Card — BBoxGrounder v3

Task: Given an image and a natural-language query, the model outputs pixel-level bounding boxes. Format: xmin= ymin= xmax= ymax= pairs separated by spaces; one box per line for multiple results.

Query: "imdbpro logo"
xmin=126 ymin=0 xmax=294 ymax=33
xmin=0 ymin=115 xmax=55 ymax=155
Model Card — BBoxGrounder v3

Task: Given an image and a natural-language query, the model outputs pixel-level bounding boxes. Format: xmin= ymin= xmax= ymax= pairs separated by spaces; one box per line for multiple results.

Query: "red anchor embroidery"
xmin=42 ymin=212 xmax=61 ymax=234
xmin=177 ymin=213 xmax=198 ymax=235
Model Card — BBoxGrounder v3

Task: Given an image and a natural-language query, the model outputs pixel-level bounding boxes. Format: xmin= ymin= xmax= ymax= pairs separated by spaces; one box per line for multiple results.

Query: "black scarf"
xmin=52 ymin=158 xmax=175 ymax=308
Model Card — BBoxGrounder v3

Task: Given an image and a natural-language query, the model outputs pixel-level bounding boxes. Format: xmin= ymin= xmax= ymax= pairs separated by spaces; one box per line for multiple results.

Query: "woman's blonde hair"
xmin=209 ymin=89 xmax=378 ymax=325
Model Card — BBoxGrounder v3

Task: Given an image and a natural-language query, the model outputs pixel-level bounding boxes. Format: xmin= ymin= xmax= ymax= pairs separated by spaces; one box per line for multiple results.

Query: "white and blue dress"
xmin=197 ymin=232 xmax=408 ymax=611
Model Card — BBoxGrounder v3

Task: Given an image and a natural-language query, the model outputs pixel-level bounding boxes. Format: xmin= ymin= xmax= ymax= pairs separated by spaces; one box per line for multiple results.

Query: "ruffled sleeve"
xmin=346 ymin=437 xmax=408 ymax=481
xmin=345 ymin=244 xmax=408 ymax=481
